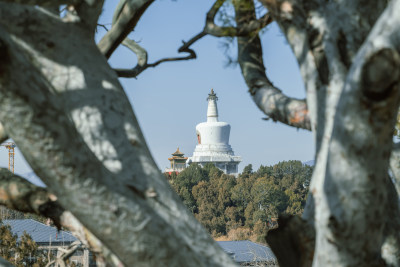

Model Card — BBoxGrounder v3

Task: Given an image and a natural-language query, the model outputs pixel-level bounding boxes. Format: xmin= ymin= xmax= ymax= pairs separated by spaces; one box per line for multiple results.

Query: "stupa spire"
xmin=207 ymin=88 xmax=218 ymax=122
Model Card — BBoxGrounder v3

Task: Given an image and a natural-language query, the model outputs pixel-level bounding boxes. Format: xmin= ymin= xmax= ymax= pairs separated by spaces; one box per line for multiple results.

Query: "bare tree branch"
xmin=110 ymin=0 xmax=205 ymax=78
xmin=98 ymin=0 xmax=154 ymax=58
xmin=113 ymin=0 xmax=273 ymax=78
xmin=233 ymin=0 xmax=310 ymax=130
xmin=206 ymin=0 xmax=225 ymax=21
xmin=180 ymin=31 xmax=208 ymax=50
xmin=204 ymin=0 xmax=272 ymax=37
xmin=115 ymin=35 xmax=201 ymax=78
xmin=0 ymin=169 xmax=124 ymax=267
xmin=114 ymin=0 xmax=273 ymax=78
xmin=112 ymin=0 xmax=126 ymax=25
xmin=207 ymin=13 xmax=272 ymax=37
xmin=116 ymin=38 xmax=147 ymax=77
xmin=97 ymin=23 xmax=110 ymax=32
xmin=139 ymin=0 xmax=305 ymax=130
xmin=147 ymin=54 xmax=194 ymax=67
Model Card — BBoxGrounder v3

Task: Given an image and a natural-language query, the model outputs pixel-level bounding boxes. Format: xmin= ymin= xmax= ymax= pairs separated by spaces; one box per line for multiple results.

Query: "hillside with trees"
xmin=169 ymin=161 xmax=312 ymax=243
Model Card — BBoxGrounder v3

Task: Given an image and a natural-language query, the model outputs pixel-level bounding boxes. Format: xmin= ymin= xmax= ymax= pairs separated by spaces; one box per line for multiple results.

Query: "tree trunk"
xmin=257 ymin=0 xmax=400 ymax=265
xmin=1 ymin=0 xmax=400 ymax=266
xmin=0 ymin=3 xmax=236 ymax=266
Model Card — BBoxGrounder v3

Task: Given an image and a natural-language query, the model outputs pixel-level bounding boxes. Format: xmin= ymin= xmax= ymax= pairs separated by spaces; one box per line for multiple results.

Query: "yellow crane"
xmin=1 ymin=142 xmax=16 ymax=173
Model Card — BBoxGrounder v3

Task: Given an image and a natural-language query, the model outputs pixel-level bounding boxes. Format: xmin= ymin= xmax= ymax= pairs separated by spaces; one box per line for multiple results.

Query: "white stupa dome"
xmin=187 ymin=89 xmax=241 ymax=175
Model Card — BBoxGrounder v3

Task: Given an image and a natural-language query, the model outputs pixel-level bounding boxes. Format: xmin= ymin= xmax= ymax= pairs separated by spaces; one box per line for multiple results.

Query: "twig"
xmin=97 ymin=23 xmax=110 ymax=32
xmin=115 ymin=33 xmax=203 ymax=78
xmin=98 ymin=0 xmax=155 ymax=58
xmin=113 ymin=0 xmax=272 ymax=78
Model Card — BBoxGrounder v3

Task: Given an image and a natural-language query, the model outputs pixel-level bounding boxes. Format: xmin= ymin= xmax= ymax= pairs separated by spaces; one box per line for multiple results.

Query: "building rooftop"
xmin=217 ymin=240 xmax=277 ymax=264
xmin=2 ymin=220 xmax=275 ymax=265
xmin=171 ymin=147 xmax=185 ymax=156
xmin=2 ymin=219 xmax=77 ymax=244
xmin=169 ymin=147 xmax=188 ymax=161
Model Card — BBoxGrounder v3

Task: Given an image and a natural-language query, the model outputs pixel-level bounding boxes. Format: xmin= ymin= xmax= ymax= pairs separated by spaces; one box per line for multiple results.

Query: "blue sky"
xmin=0 ymin=0 xmax=314 ymax=180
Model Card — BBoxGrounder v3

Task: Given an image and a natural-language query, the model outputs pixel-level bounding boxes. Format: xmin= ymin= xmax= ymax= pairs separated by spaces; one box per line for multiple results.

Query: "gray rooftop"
xmin=217 ymin=240 xmax=277 ymax=264
xmin=2 ymin=220 xmax=276 ymax=264
xmin=2 ymin=219 xmax=77 ymax=244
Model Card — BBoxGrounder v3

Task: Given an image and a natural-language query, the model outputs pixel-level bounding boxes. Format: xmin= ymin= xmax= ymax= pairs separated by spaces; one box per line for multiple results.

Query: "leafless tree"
xmin=0 ymin=0 xmax=399 ymax=266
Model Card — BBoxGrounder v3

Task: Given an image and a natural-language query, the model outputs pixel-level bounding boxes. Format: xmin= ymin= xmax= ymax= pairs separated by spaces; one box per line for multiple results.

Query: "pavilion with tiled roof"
xmin=165 ymin=147 xmax=188 ymax=175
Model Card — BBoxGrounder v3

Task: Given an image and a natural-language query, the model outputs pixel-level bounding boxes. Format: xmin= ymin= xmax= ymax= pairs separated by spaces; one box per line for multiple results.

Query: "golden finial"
xmin=207 ymin=88 xmax=218 ymax=101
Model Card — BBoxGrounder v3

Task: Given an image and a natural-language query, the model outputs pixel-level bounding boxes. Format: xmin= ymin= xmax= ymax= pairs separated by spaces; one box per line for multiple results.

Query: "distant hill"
xmin=303 ymin=160 xmax=315 ymax=166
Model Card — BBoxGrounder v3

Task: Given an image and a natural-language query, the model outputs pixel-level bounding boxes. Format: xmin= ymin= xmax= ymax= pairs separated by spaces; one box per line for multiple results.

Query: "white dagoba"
xmin=187 ymin=89 xmax=241 ymax=175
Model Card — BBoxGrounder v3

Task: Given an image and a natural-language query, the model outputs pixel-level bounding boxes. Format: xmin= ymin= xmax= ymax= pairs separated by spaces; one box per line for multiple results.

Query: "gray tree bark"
xmin=0 ymin=0 xmax=400 ymax=266
xmin=0 ymin=2 xmax=235 ymax=266
xmin=254 ymin=0 xmax=400 ymax=266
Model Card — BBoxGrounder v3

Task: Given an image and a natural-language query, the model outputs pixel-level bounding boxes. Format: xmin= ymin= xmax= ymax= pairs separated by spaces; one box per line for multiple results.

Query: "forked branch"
xmin=115 ymin=32 xmax=204 ymax=78
xmin=198 ymin=0 xmax=310 ymax=130
xmin=112 ymin=0 xmax=206 ymax=78
xmin=234 ymin=0 xmax=310 ymax=130
xmin=116 ymin=0 xmax=307 ymax=131
xmin=115 ymin=0 xmax=272 ymax=78
xmin=0 ymin=169 xmax=124 ymax=267
xmin=98 ymin=0 xmax=154 ymax=58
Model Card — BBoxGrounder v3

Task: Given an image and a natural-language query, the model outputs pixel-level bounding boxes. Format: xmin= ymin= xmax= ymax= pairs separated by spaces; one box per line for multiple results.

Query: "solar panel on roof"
xmin=2 ymin=219 xmax=77 ymax=244
xmin=217 ymin=240 xmax=277 ymax=263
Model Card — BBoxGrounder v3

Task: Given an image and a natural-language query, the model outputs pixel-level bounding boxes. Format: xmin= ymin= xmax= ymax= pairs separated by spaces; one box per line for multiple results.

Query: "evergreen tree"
xmin=0 ymin=221 xmax=49 ymax=266
xmin=0 ymin=224 xmax=17 ymax=262
xmin=169 ymin=160 xmax=313 ymax=243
